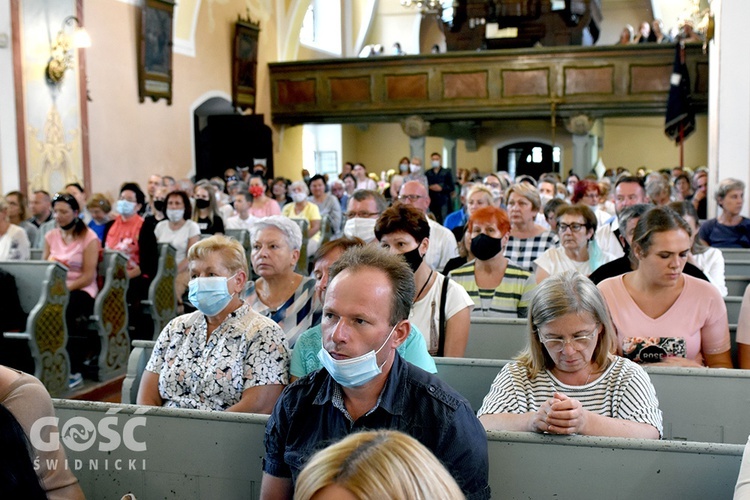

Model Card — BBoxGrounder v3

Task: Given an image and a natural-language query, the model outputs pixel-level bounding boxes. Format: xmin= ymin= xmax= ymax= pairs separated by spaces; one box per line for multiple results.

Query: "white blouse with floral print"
xmin=145 ymin=304 xmax=290 ymax=411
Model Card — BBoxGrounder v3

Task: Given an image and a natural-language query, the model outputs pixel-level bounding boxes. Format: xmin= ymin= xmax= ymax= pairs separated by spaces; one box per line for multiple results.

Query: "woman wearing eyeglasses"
xmin=477 ymin=271 xmax=662 ymax=439
xmin=534 ymin=204 xmax=615 ymax=283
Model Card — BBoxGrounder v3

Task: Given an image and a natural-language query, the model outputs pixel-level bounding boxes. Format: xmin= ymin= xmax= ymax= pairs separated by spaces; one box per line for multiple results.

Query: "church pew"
xmin=87 ymin=251 xmax=131 ymax=381
xmin=727 ymin=296 xmax=742 ymax=325
xmin=51 ymin=400 xmax=744 ymax=500
xmin=0 ymin=261 xmax=70 ymax=396
xmin=434 ymin=357 xmax=750 ymax=444
xmin=123 ymin=341 xmax=750 ymax=444
xmin=290 ymin=218 xmax=309 ymax=275
xmin=720 ymin=248 xmax=750 ymax=262
xmin=725 ymin=260 xmax=750 ymax=276
xmin=142 ymin=244 xmax=177 ymax=340
xmin=726 ymin=276 xmax=750 ymax=297
xmin=466 ymin=318 xmax=528 ymax=360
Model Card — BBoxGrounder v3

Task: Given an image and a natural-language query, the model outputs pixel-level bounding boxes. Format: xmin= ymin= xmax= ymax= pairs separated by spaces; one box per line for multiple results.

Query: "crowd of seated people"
xmin=5 ymin=158 xmax=750 ymax=498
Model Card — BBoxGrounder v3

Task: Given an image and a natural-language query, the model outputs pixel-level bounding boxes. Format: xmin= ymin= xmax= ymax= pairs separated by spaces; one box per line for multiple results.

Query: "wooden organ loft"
xmin=443 ymin=0 xmax=602 ymax=51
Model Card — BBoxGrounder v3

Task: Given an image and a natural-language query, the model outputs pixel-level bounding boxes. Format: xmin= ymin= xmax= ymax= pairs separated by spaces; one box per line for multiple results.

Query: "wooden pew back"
xmin=466 ymin=318 xmax=528 ymax=359
xmin=144 ymin=244 xmax=177 ymax=340
xmin=52 ymin=400 xmax=744 ymax=500
xmin=0 ymin=261 xmax=70 ymax=395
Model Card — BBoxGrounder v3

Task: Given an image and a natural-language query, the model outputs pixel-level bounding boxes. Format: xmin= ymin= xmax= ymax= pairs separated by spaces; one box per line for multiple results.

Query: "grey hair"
xmin=349 ymin=189 xmax=387 ymax=214
xmin=329 ymin=178 xmax=344 ymax=189
xmin=517 ymin=270 xmax=615 ymax=378
xmin=617 ymin=204 xmax=652 ymax=234
xmin=328 ymin=245 xmax=415 ymax=326
xmin=290 ymin=180 xmax=309 ymax=196
xmin=645 ymin=177 xmax=670 ymax=201
xmin=715 ymin=178 xmax=745 ymax=203
xmin=250 ymin=215 xmax=303 ymax=251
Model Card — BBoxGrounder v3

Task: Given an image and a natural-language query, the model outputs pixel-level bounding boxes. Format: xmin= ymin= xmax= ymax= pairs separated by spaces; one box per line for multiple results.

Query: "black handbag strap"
xmin=436 ymin=275 xmax=450 ymax=357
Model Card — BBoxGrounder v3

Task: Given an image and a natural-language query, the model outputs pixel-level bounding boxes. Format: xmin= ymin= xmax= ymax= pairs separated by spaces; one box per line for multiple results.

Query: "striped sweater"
xmin=449 ymin=260 xmax=536 ymax=318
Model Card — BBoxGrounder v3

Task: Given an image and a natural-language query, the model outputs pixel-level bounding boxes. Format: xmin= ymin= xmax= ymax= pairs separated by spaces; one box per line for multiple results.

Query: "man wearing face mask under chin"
xmin=449 ymin=206 xmax=536 ymax=318
xmin=138 ymin=235 xmax=290 ymax=412
xmin=261 ymin=245 xmax=490 ymax=500
xmin=341 ymin=190 xmax=387 ymax=244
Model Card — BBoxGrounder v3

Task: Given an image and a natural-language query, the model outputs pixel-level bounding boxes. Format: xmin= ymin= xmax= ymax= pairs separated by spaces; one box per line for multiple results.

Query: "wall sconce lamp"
xmin=45 ymin=16 xmax=92 ymax=85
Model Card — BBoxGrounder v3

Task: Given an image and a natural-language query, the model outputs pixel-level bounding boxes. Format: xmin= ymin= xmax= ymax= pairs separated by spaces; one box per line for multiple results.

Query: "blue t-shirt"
xmin=699 ymin=217 xmax=750 ymax=248
xmin=289 ymin=323 xmax=437 ymax=378
xmin=444 ymin=209 xmax=467 ymax=231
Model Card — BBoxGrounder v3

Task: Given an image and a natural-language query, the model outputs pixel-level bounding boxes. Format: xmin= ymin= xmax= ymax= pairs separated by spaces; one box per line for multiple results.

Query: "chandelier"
xmin=400 ymin=0 xmax=443 ymax=15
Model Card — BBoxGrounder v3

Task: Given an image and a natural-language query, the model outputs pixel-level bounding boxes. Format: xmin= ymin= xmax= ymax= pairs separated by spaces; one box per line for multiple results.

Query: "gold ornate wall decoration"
xmin=26 ymin=103 xmax=83 ymax=193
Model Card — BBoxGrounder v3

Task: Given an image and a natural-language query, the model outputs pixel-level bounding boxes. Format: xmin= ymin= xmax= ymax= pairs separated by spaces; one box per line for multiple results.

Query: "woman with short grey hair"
xmin=247 ymin=215 xmax=317 ymax=347
xmin=477 ymin=270 xmax=662 ymax=439
xmin=699 ymin=178 xmax=750 ymax=248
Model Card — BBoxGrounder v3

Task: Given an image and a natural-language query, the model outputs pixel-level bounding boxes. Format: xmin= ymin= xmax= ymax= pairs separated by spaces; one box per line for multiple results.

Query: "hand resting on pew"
xmin=478 ymin=271 xmax=662 ymax=439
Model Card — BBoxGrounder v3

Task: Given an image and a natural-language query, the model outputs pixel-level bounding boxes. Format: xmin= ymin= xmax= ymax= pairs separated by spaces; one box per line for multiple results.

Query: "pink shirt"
xmin=46 ymin=227 xmax=99 ymax=298
xmin=249 ymin=199 xmax=281 ymax=218
xmin=598 ymin=273 xmax=730 ymax=365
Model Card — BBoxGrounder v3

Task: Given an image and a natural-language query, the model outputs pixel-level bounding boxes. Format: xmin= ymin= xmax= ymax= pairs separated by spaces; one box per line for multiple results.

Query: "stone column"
xmin=564 ymin=114 xmax=597 ymax=178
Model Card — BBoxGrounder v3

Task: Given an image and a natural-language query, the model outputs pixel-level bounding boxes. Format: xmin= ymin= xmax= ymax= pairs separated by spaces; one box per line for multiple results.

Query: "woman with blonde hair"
xmin=193 ymin=182 xmax=225 ymax=235
xmin=294 ymin=430 xmax=465 ymax=500
xmin=504 ymin=182 xmax=557 ymax=271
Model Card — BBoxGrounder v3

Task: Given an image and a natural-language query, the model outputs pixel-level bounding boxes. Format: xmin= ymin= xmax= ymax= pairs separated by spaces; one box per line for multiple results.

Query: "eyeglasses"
xmin=558 ymin=223 xmax=586 ymax=233
xmin=484 ymin=182 xmax=501 ymax=189
xmin=539 ymin=328 xmax=598 ymax=353
xmin=398 ymin=194 xmax=425 ymax=201
xmin=346 ymin=211 xmax=380 ymax=219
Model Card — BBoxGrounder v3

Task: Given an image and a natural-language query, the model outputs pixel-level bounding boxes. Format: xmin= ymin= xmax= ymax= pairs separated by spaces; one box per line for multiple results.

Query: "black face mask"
xmin=401 ymin=246 xmax=424 ymax=273
xmin=154 ymin=200 xmax=166 ymax=213
xmin=471 ymin=233 xmax=504 ymax=261
xmin=59 ymin=219 xmax=77 ymax=231
xmin=195 ymin=198 xmax=210 ymax=209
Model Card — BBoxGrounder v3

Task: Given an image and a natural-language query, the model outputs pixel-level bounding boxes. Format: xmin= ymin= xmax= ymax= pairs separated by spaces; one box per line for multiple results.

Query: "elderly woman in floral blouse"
xmin=137 ymin=235 xmax=290 ymax=413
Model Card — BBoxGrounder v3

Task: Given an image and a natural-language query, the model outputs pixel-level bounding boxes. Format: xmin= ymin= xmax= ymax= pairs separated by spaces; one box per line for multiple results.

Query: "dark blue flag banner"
xmin=664 ymin=41 xmax=696 ymax=145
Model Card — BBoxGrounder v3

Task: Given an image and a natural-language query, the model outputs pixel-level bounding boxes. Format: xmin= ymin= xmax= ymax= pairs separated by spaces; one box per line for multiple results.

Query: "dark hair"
xmin=272 ymin=176 xmax=290 ymax=187
xmin=5 ymin=191 xmax=28 ymax=220
xmin=32 ymin=190 xmax=51 ymax=201
xmin=64 ymin=182 xmax=85 ymax=194
xmin=543 ymin=198 xmax=568 ymax=217
xmin=614 ymin=175 xmax=645 ymax=191
xmin=556 ymin=203 xmax=598 ymax=235
xmin=120 ymin=182 xmax=146 ymax=207
xmin=165 ymin=190 xmax=192 ymax=220
xmin=374 ymin=204 xmax=430 ymax=243
xmin=668 ymin=201 xmax=705 ymax=254
xmin=314 ymin=236 xmax=365 ymax=262
xmin=0 ymin=404 xmax=47 ymax=499
xmin=632 ymin=206 xmax=691 ymax=256
xmin=343 ymin=173 xmax=357 ymax=186
xmin=329 ymin=246 xmax=415 ymax=326
xmin=234 ymin=191 xmax=253 ymax=203
xmin=309 ymin=175 xmax=327 ymax=192
xmin=52 ymin=193 xmax=87 ymax=237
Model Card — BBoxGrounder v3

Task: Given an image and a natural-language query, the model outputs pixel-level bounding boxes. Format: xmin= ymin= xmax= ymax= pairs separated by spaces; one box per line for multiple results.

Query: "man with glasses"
xmin=398 ymin=181 xmax=458 ymax=272
xmin=595 ymin=176 xmax=649 ymax=259
xmin=342 ymin=190 xmax=386 ymax=243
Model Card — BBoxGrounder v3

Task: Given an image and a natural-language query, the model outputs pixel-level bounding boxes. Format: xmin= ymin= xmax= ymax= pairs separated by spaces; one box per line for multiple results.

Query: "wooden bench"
xmin=727 ymin=276 xmax=750 ymax=297
xmin=123 ymin=342 xmax=750 ymax=444
xmin=720 ymin=248 xmax=750 ymax=262
xmin=466 ymin=318 xmax=528 ymax=360
xmin=225 ymin=228 xmax=253 ymax=277
xmin=289 ymin=218 xmax=309 ymax=275
xmin=725 ymin=260 xmax=750 ymax=276
xmin=0 ymin=261 xmax=70 ymax=396
xmin=142 ymin=244 xmax=177 ymax=340
xmin=727 ymin=296 xmax=742 ymax=325
xmin=88 ymin=251 xmax=131 ymax=381
xmin=52 ymin=399 xmax=743 ymax=500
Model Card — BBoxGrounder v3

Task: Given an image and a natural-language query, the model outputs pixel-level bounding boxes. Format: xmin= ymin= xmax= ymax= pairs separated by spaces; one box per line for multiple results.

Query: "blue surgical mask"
xmin=117 ymin=199 xmax=136 ymax=216
xmin=317 ymin=324 xmax=397 ymax=388
xmin=188 ymin=274 xmax=237 ymax=316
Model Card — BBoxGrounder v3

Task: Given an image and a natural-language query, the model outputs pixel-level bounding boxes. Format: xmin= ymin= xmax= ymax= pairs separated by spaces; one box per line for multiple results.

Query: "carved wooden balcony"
xmin=269 ymin=44 xmax=707 ymax=125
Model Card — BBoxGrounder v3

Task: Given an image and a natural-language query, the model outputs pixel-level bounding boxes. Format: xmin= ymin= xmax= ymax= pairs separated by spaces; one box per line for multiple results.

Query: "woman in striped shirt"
xmin=478 ymin=271 xmax=662 ymax=439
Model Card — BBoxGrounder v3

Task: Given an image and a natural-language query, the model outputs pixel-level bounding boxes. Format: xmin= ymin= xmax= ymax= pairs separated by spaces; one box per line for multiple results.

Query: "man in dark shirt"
xmin=424 ymin=152 xmax=455 ymax=224
xmin=28 ymin=190 xmax=53 ymax=227
xmin=590 ymin=204 xmax=709 ymax=284
xmin=260 ymin=246 xmax=490 ymax=500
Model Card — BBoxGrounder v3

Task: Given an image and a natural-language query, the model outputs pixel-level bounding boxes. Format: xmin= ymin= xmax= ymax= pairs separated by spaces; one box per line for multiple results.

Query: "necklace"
xmin=414 ymin=270 xmax=433 ymax=303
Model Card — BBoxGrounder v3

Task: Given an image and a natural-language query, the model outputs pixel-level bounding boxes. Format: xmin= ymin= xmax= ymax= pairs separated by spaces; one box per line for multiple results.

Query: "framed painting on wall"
xmin=138 ymin=0 xmax=174 ymax=105
xmin=232 ymin=19 xmax=260 ymax=112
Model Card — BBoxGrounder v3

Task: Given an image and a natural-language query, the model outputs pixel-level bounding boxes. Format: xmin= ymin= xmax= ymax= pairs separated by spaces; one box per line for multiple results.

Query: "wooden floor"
xmin=62 ymin=375 xmax=124 ymax=403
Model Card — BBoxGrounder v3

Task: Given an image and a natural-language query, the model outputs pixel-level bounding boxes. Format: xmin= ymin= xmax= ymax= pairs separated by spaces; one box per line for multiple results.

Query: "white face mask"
xmin=431 ymin=160 xmax=440 ymax=168
xmin=291 ymin=192 xmax=307 ymax=203
xmin=490 ymin=188 xmax=503 ymax=201
xmin=166 ymin=209 xmax=184 ymax=222
xmin=409 ymin=164 xmax=421 ymax=174
xmin=343 ymin=217 xmax=377 ymax=243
